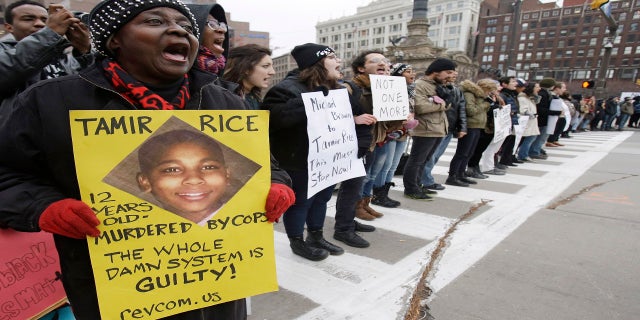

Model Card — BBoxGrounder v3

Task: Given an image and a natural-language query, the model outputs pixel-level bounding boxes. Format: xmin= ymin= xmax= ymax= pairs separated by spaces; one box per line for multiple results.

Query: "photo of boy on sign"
xmin=137 ymin=129 xmax=229 ymax=225
xmin=103 ymin=117 xmax=262 ymax=225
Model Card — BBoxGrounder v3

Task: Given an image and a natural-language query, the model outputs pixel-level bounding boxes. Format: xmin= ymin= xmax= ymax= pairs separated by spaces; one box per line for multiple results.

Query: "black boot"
xmin=458 ymin=172 xmax=477 ymax=185
xmin=354 ymin=220 xmax=375 ymax=232
xmin=466 ymin=166 xmax=488 ymax=179
xmin=371 ymin=185 xmax=398 ymax=208
xmin=306 ymin=230 xmax=344 ymax=255
xmin=383 ymin=182 xmax=401 ymax=207
xmin=289 ymin=237 xmax=329 ymax=261
xmin=445 ymin=174 xmax=469 ymax=187
xmin=333 ymin=231 xmax=370 ymax=248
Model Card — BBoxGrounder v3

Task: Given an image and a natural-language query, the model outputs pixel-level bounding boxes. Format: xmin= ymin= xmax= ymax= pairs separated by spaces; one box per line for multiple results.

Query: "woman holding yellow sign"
xmin=0 ymin=0 xmax=294 ymax=318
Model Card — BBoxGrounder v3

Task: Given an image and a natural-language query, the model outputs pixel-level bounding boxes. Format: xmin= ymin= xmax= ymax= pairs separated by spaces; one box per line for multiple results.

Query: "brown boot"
xmin=355 ymin=198 xmax=376 ymax=221
xmin=362 ymin=196 xmax=383 ymax=218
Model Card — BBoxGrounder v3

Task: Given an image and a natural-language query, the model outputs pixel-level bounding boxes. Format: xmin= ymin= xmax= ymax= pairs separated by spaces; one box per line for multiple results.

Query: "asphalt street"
xmin=248 ymin=128 xmax=639 ymax=320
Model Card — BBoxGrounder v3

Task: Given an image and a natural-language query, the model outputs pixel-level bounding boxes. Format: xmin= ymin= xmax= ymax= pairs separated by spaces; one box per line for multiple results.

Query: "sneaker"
xmin=333 ymin=231 xmax=370 ymax=248
xmin=354 ymin=221 xmax=375 ymax=232
xmin=404 ymin=191 xmax=434 ymax=201
xmin=423 ymin=183 xmax=445 ymax=191
xmin=290 ymin=237 xmax=329 ymax=261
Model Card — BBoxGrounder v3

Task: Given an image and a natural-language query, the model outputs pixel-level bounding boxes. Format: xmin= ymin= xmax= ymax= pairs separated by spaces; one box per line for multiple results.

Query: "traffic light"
xmin=582 ymin=80 xmax=595 ymax=89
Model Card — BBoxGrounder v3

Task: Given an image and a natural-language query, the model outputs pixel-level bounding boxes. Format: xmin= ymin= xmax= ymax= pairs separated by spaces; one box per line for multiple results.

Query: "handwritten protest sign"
xmin=513 ymin=115 xmax=530 ymax=155
xmin=0 ymin=229 xmax=67 ymax=320
xmin=70 ymin=111 xmax=274 ymax=319
xmin=302 ymin=88 xmax=366 ymax=198
xmin=492 ymin=105 xmax=512 ymax=143
xmin=369 ymin=74 xmax=410 ymax=121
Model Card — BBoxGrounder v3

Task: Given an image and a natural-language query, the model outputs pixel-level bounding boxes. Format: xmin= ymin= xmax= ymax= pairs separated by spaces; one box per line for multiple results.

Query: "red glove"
xmin=265 ymin=183 xmax=295 ymax=223
xmin=39 ymin=199 xmax=100 ymax=239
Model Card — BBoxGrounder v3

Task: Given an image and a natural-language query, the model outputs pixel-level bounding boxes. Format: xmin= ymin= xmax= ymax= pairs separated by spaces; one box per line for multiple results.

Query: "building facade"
xmin=1 ymin=0 xmax=269 ymax=50
xmin=475 ymin=0 xmax=640 ymax=96
xmin=315 ymin=0 xmax=481 ymax=67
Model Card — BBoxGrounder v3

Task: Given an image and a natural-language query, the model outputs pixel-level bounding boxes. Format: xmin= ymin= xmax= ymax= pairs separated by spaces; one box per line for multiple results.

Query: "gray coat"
xmin=0 ymin=27 xmax=93 ymax=103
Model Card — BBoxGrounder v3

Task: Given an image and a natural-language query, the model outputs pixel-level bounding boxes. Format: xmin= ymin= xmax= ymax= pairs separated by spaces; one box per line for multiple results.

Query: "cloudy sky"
xmin=217 ymin=0 xmax=560 ymax=57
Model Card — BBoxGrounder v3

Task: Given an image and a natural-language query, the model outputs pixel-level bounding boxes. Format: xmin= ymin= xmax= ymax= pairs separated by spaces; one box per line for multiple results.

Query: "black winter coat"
xmin=0 ymin=62 xmax=290 ymax=320
xmin=263 ymin=70 xmax=372 ymax=171
xmin=443 ymin=84 xmax=468 ymax=135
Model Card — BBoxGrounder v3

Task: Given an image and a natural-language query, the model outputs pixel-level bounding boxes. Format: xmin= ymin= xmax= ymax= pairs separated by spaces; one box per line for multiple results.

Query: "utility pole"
xmin=591 ymin=0 xmax=618 ymax=99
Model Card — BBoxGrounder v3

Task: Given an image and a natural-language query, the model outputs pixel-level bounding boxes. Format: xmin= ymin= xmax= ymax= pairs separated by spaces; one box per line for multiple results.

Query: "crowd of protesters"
xmin=1 ymin=1 xmax=638 ymax=319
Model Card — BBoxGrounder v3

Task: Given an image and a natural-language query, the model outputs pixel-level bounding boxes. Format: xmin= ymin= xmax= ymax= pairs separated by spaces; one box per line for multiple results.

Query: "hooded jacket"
xmin=187 ymin=3 xmax=230 ymax=77
xmin=460 ymin=80 xmax=489 ymax=129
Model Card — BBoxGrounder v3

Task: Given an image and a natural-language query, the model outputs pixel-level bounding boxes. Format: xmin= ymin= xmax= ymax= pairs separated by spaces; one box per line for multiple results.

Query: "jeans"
xmin=420 ymin=133 xmax=452 ymax=186
xmin=403 ymin=136 xmax=443 ymax=194
xmin=282 ymin=169 xmax=335 ymax=238
xmin=517 ymin=135 xmax=537 ymax=159
xmin=362 ymin=143 xmax=393 ymax=197
xmin=529 ymin=126 xmax=549 ymax=156
xmin=617 ymin=113 xmax=630 ymax=129
xmin=603 ymin=113 xmax=616 ymax=130
xmin=376 ymin=139 xmax=408 ymax=186
xmin=449 ymin=129 xmax=480 ymax=176
xmin=334 ymin=175 xmax=365 ymax=232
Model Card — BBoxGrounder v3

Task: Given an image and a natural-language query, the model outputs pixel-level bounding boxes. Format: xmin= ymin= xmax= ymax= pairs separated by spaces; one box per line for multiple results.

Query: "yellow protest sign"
xmin=70 ymin=111 xmax=275 ymax=319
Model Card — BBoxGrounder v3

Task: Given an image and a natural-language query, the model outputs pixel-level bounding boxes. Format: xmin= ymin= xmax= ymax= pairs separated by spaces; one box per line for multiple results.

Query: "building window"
xmin=505 ymin=16 xmax=511 ymax=22
xmin=543 ymin=11 xmax=550 ymax=18
xmin=522 ymin=22 xmax=528 ymax=30
xmin=523 ymin=13 xmax=530 ymax=20
xmin=482 ymin=55 xmax=493 ymax=62
xmin=486 ymin=26 xmax=496 ymax=34
xmin=532 ymin=13 xmax=539 ymax=19
xmin=485 ymin=36 xmax=495 ymax=43
xmin=503 ymin=25 xmax=510 ymax=32
xmin=487 ymin=18 xmax=497 ymax=25
xmin=624 ymin=46 xmax=632 ymax=54
xmin=587 ymin=49 xmax=595 ymax=57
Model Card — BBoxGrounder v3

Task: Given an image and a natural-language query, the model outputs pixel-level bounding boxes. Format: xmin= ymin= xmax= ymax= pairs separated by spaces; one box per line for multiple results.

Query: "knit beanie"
xmin=89 ymin=0 xmax=199 ymax=57
xmin=425 ymin=58 xmax=456 ymax=74
xmin=539 ymin=78 xmax=556 ymax=89
xmin=290 ymin=43 xmax=335 ymax=70
xmin=390 ymin=63 xmax=411 ymax=76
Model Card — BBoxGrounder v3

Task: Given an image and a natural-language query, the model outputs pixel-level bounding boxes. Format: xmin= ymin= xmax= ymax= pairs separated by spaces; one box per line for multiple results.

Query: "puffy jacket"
xmin=0 ymin=62 xmax=289 ymax=320
xmin=460 ymin=80 xmax=487 ymax=129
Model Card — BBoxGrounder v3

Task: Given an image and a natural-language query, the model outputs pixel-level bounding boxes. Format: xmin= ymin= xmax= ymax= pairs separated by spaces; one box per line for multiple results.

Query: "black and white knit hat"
xmin=89 ymin=0 xmax=199 ymax=57
xmin=290 ymin=43 xmax=335 ymax=70
xmin=390 ymin=63 xmax=411 ymax=76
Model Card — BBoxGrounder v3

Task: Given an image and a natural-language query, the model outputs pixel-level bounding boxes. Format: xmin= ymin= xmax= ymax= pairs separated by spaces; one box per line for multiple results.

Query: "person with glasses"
xmin=187 ymin=3 xmax=229 ymax=76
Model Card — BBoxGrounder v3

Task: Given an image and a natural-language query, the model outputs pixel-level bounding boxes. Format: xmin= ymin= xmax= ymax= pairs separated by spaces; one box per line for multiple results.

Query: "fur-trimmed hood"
xmin=460 ymin=79 xmax=485 ymax=99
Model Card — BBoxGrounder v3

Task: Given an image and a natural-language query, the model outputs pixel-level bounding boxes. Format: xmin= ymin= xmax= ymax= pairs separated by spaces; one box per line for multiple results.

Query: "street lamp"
xmin=591 ymin=0 xmax=618 ymax=99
